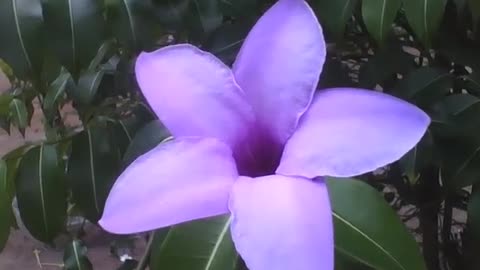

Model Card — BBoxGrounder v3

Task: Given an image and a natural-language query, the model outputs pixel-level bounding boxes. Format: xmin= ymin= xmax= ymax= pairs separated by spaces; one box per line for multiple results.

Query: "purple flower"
xmin=99 ymin=0 xmax=430 ymax=269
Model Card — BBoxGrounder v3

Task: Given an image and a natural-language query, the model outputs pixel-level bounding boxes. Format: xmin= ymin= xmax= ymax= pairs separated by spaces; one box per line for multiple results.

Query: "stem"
xmin=442 ymin=195 xmax=453 ymax=269
xmin=135 ymin=233 xmax=155 ymax=270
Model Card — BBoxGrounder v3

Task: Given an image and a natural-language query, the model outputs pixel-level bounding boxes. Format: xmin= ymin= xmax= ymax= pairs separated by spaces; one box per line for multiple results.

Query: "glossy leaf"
xmin=122 ymin=120 xmax=170 ymax=166
xmin=312 ymin=0 xmax=358 ymax=39
xmin=327 ymin=178 xmax=426 ymax=270
xmin=15 ymin=144 xmax=66 ymax=243
xmin=67 ymin=123 xmax=121 ymax=222
xmin=43 ymin=69 xmax=71 ymax=119
xmin=392 ymin=67 xmax=452 ymax=108
xmin=362 ymin=0 xmax=401 ymax=44
xmin=41 ymin=0 xmax=105 ymax=78
xmin=149 ymin=215 xmax=238 ymax=270
xmin=107 ymin=0 xmax=155 ymax=52
xmin=9 ymin=98 xmax=28 ymax=131
xmin=403 ymin=0 xmax=447 ymax=47
xmin=88 ymin=41 xmax=115 ymax=71
xmin=63 ymin=240 xmax=93 ymax=270
xmin=68 ymin=70 xmax=105 ymax=105
xmin=0 ymin=0 xmax=44 ymax=80
xmin=0 ymin=160 xmax=10 ymax=252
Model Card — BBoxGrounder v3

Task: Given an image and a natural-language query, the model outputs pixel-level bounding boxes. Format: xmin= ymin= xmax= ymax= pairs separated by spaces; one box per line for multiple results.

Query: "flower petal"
xmin=277 ymin=88 xmax=431 ymax=178
xmin=136 ymin=44 xmax=254 ymax=149
xmin=99 ymin=137 xmax=238 ymax=234
xmin=229 ymin=175 xmax=333 ymax=270
xmin=233 ymin=0 xmax=326 ymax=145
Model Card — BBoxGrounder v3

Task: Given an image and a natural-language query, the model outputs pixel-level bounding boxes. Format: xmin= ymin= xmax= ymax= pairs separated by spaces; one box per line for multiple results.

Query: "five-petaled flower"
xmin=99 ymin=0 xmax=430 ymax=269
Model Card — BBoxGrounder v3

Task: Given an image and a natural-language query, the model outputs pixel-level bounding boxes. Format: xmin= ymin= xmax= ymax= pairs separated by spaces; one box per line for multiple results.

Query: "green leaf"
xmin=41 ymin=0 xmax=105 ymax=78
xmin=219 ymin=0 xmax=257 ymax=17
xmin=327 ymin=178 xmax=426 ymax=270
xmin=107 ymin=0 xmax=155 ymax=52
xmin=63 ymin=240 xmax=93 ymax=270
xmin=88 ymin=41 xmax=115 ymax=71
xmin=0 ymin=160 xmax=10 ymax=252
xmin=67 ymin=123 xmax=121 ymax=222
xmin=336 ymin=251 xmax=373 ymax=270
xmin=0 ymin=93 xmax=14 ymax=117
xmin=204 ymin=21 xmax=252 ymax=65
xmin=312 ymin=0 xmax=358 ymax=39
xmin=43 ymin=69 xmax=71 ymax=119
xmin=392 ymin=67 xmax=452 ymax=108
xmin=469 ymin=0 xmax=480 ymax=26
xmin=362 ymin=0 xmax=401 ymax=44
xmin=152 ymin=0 xmax=190 ymax=32
xmin=469 ymin=187 xmax=480 ymax=241
xmin=188 ymin=0 xmax=223 ymax=42
xmin=0 ymin=0 xmax=44 ymax=80
xmin=398 ymin=131 xmax=434 ymax=185
xmin=68 ymin=70 xmax=105 ymax=105
xmin=358 ymin=44 xmax=415 ymax=88
xmin=149 ymin=215 xmax=238 ymax=270
xmin=15 ymin=144 xmax=67 ymax=243
xmin=403 ymin=0 xmax=447 ymax=47
xmin=122 ymin=120 xmax=170 ymax=167
xmin=9 ymin=98 xmax=28 ymax=131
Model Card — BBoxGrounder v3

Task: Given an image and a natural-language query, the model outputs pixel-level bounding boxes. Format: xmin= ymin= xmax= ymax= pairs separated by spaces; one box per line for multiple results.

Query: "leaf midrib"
xmin=12 ymin=0 xmax=33 ymax=70
xmin=333 ymin=212 xmax=406 ymax=270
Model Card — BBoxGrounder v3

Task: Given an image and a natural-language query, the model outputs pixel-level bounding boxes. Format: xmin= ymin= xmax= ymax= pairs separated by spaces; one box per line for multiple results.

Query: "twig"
xmin=135 ymin=233 xmax=156 ymax=270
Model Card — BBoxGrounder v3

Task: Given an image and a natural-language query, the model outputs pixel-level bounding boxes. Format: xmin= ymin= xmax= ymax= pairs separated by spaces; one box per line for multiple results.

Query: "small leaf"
xmin=327 ymin=178 xmax=426 ymax=270
xmin=392 ymin=67 xmax=453 ymax=108
xmin=312 ymin=0 xmax=358 ymax=39
xmin=403 ymin=0 xmax=447 ymax=47
xmin=0 ymin=93 xmax=14 ymax=116
xmin=63 ymin=240 xmax=93 ymax=270
xmin=122 ymin=120 xmax=170 ymax=167
xmin=149 ymin=215 xmax=238 ymax=270
xmin=67 ymin=122 xmax=121 ymax=222
xmin=362 ymin=0 xmax=401 ymax=44
xmin=43 ymin=69 xmax=71 ymax=119
xmin=9 ymin=98 xmax=28 ymax=131
xmin=0 ymin=0 xmax=44 ymax=80
xmin=68 ymin=70 xmax=105 ymax=105
xmin=15 ymin=144 xmax=67 ymax=243
xmin=88 ymin=41 xmax=115 ymax=71
xmin=42 ymin=0 xmax=105 ymax=78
